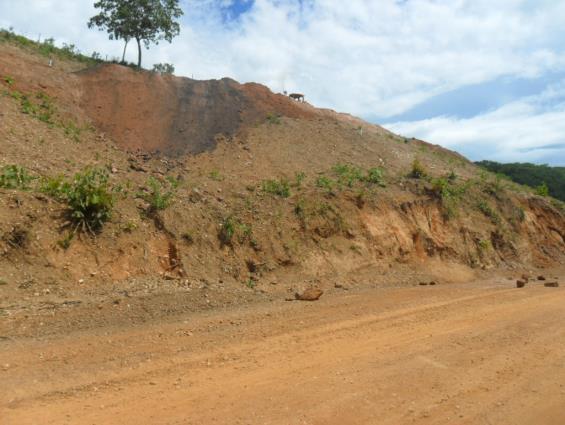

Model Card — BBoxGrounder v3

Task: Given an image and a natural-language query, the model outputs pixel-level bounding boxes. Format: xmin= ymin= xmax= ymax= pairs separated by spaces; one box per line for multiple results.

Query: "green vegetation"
xmin=209 ymin=170 xmax=223 ymax=181
xmin=1 ymin=82 xmax=88 ymax=142
xmin=266 ymin=112 xmax=281 ymax=124
xmin=313 ymin=164 xmax=385 ymax=197
xmin=476 ymin=160 xmax=565 ymax=201
xmin=141 ymin=176 xmax=177 ymax=212
xmin=293 ymin=172 xmax=306 ymax=188
xmin=121 ymin=220 xmax=138 ymax=233
xmin=0 ymin=28 xmax=102 ymax=65
xmin=39 ymin=174 xmax=67 ymax=198
xmin=262 ymin=178 xmax=291 ymax=198
xmin=409 ymin=159 xmax=426 ymax=178
xmin=430 ymin=176 xmax=467 ymax=219
xmin=333 ymin=164 xmax=364 ymax=187
xmin=62 ymin=121 xmax=84 ymax=143
xmin=477 ymin=200 xmax=502 ymax=226
xmin=152 ymin=62 xmax=175 ymax=74
xmin=20 ymin=92 xmax=56 ymax=124
xmin=57 ymin=233 xmax=74 ymax=250
xmin=63 ymin=168 xmax=114 ymax=233
xmin=316 ymin=175 xmax=336 ymax=195
xmin=181 ymin=232 xmax=194 ymax=244
xmin=218 ymin=216 xmax=252 ymax=247
xmin=366 ymin=167 xmax=385 ymax=185
xmin=332 ymin=163 xmax=385 ymax=187
xmin=88 ymin=0 xmax=184 ymax=68
xmin=535 ymin=182 xmax=549 ymax=197
xmin=478 ymin=239 xmax=491 ymax=252
xmin=0 ymin=165 xmax=35 ymax=190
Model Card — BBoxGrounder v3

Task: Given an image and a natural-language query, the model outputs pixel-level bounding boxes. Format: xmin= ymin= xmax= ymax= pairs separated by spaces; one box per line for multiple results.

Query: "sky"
xmin=1 ymin=0 xmax=565 ymax=165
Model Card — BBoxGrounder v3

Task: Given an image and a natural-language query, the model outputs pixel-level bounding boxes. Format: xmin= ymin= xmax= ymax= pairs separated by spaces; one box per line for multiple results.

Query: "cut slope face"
xmin=78 ymin=65 xmax=315 ymax=155
xmin=0 ymin=39 xmax=564 ymax=311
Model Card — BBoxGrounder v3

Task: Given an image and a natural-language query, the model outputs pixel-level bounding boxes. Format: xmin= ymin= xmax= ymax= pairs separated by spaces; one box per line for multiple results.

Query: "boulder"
xmin=295 ymin=288 xmax=324 ymax=301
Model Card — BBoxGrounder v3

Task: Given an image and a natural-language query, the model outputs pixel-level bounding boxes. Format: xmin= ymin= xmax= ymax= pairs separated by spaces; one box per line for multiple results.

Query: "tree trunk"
xmin=121 ymin=39 xmax=129 ymax=63
xmin=136 ymin=38 xmax=142 ymax=68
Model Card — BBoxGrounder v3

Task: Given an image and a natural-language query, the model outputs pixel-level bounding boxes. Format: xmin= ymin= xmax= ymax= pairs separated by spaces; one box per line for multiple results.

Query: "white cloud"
xmin=385 ymin=81 xmax=565 ymax=164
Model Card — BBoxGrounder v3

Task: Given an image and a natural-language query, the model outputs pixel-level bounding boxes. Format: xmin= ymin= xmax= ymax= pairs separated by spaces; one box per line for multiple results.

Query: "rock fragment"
xmin=295 ymin=288 xmax=323 ymax=301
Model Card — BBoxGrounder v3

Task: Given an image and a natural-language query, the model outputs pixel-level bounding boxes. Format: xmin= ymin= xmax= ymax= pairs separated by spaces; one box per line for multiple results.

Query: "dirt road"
xmin=2 ymin=277 xmax=565 ymax=425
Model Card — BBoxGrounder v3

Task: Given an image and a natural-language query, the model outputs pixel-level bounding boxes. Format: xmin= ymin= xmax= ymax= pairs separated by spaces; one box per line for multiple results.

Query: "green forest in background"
xmin=475 ymin=161 xmax=565 ymax=202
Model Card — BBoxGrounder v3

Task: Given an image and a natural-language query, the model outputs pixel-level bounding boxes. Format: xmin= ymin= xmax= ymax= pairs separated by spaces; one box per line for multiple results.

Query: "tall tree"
xmin=88 ymin=0 xmax=183 ymax=68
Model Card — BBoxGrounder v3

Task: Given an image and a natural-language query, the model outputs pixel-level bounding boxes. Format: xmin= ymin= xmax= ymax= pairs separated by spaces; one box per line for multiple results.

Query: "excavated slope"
xmin=78 ymin=65 xmax=316 ymax=155
xmin=0 ymin=43 xmax=563 ymax=301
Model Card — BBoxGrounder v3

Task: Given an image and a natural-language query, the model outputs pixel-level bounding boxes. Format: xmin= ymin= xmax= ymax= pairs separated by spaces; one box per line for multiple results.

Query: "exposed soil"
xmin=78 ymin=65 xmax=316 ymax=155
xmin=1 ymin=269 xmax=564 ymax=425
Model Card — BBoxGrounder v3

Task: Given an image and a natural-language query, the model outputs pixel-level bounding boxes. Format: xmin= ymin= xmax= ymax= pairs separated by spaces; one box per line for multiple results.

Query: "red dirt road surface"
xmin=2 ymin=274 xmax=565 ymax=425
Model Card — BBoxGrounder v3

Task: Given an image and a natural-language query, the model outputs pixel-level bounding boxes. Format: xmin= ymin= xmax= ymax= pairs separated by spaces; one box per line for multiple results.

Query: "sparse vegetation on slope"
xmin=0 ymin=34 xmax=562 ymax=302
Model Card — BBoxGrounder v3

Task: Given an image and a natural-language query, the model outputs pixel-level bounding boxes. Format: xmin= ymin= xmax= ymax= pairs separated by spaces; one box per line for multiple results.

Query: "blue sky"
xmin=1 ymin=0 xmax=565 ymax=165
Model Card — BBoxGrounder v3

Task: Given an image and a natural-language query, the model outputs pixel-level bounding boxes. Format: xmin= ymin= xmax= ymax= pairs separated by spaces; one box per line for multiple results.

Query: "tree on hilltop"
xmin=88 ymin=0 xmax=183 ymax=68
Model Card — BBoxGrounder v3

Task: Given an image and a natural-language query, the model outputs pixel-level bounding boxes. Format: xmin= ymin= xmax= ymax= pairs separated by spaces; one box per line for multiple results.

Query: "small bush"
xmin=365 ymin=167 xmax=385 ymax=185
xmin=62 ymin=120 xmax=83 ymax=143
xmin=219 ymin=216 xmax=236 ymax=246
xmin=39 ymin=174 xmax=67 ymax=199
xmin=535 ymin=182 xmax=549 ymax=197
xmin=141 ymin=176 xmax=176 ymax=213
xmin=266 ymin=113 xmax=281 ymax=124
xmin=333 ymin=163 xmax=363 ymax=187
xmin=482 ymin=173 xmax=506 ymax=197
xmin=0 ymin=165 xmax=35 ymax=189
xmin=316 ymin=176 xmax=336 ymax=194
xmin=121 ymin=220 xmax=138 ymax=233
xmin=57 ymin=233 xmax=74 ymax=250
xmin=477 ymin=200 xmax=501 ymax=225
xmin=218 ymin=216 xmax=252 ymax=247
xmin=209 ymin=170 xmax=223 ymax=181
xmin=478 ymin=239 xmax=491 ymax=251
xmin=409 ymin=159 xmax=426 ymax=179
xmin=430 ymin=176 xmax=468 ymax=219
xmin=294 ymin=198 xmax=306 ymax=219
xmin=64 ymin=168 xmax=114 ymax=233
xmin=262 ymin=178 xmax=291 ymax=198
xmin=152 ymin=63 xmax=175 ymax=74
xmin=294 ymin=172 xmax=306 ymax=188
xmin=181 ymin=232 xmax=194 ymax=244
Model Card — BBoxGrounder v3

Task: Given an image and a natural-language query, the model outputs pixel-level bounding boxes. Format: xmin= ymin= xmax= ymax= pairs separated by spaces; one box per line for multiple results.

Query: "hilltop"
xmin=0 ymin=32 xmax=564 ymax=337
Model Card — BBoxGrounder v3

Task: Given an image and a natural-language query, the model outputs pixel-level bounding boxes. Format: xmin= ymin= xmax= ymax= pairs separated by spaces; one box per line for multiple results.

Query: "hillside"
xmin=476 ymin=160 xmax=565 ymax=202
xmin=0 ymin=34 xmax=564 ymax=338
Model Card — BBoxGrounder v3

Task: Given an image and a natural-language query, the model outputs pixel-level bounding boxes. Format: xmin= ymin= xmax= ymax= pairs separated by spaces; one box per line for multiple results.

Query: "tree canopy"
xmin=475 ymin=160 xmax=565 ymax=201
xmin=88 ymin=0 xmax=183 ymax=67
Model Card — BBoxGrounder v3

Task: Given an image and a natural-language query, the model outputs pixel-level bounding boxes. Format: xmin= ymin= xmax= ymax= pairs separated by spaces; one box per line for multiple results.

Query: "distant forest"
xmin=475 ymin=161 xmax=565 ymax=202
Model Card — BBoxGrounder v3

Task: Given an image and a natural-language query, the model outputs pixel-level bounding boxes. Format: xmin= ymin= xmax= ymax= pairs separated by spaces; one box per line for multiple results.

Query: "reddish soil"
xmin=2 ymin=270 xmax=565 ymax=425
xmin=78 ymin=65 xmax=316 ymax=155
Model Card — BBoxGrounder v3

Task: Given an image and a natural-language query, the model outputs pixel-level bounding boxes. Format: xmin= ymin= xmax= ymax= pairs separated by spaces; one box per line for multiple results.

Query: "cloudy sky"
xmin=2 ymin=0 xmax=565 ymax=165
